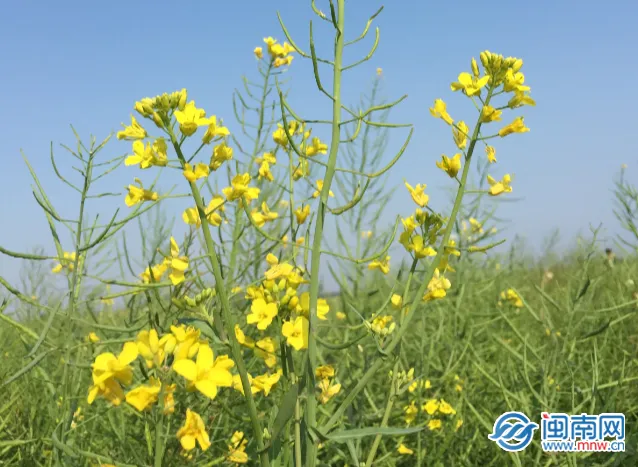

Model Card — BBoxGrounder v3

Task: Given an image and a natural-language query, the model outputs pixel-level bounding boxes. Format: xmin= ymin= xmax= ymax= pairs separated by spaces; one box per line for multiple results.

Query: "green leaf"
xmin=268 ymin=383 xmax=299 ymax=448
xmin=320 ymin=426 xmax=425 ymax=444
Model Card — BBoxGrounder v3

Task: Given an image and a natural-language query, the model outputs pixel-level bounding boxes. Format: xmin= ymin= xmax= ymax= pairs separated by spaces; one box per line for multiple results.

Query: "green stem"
xmin=364 ymin=360 xmax=399 ymax=466
xmin=305 ymin=2 xmax=345 ymax=465
xmin=169 ymin=133 xmax=270 ymax=467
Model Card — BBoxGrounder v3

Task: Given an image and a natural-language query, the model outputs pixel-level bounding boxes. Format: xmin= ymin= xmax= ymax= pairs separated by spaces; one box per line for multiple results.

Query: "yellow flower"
xmin=404 ymin=401 xmax=418 ymax=425
xmin=362 ymin=230 xmax=373 ymax=239
xmin=306 ymin=137 xmax=328 ymax=157
xmin=125 ymin=178 xmax=158 ymax=207
xmin=272 ymin=126 xmax=289 ymax=147
xmin=424 ymin=379 xmax=432 ymax=389
xmin=487 ymin=174 xmax=513 ymax=196
xmin=247 ymin=298 xmax=278 ymax=330
xmin=397 ymin=444 xmax=414 ymax=455
xmin=436 ymin=153 xmax=462 ymax=178
xmin=258 ymin=161 xmax=274 ymax=181
xmin=295 ymin=205 xmax=311 ymax=224
xmin=125 ymin=377 xmax=161 ymax=412
xmin=177 ymin=409 xmax=211 ymax=451
xmin=251 ymin=371 xmax=282 ymax=396
xmin=234 ymin=324 xmax=255 ymax=349
xmin=312 ymin=179 xmax=334 ymax=198
xmin=87 ymin=332 xmax=100 ymax=343
xmin=182 ymin=195 xmax=226 ymax=228
xmin=88 ymin=342 xmax=139 ymax=406
xmin=438 ymin=399 xmax=456 ymax=415
xmin=408 ymin=236 xmax=437 ymax=259
xmin=377 ymin=67 xmax=383 ymax=76
xmin=299 ymin=292 xmax=330 ymax=320
xmin=498 ymin=117 xmax=529 ymax=137
xmin=282 ymin=316 xmax=309 ymax=350
xmin=173 ymin=344 xmax=234 ymax=400
xmin=428 ymin=419 xmax=442 ymax=430
xmin=469 ymin=218 xmax=483 ymax=233
xmin=163 ymin=383 xmax=176 ymax=414
xmin=174 ymin=101 xmax=211 ymax=137
xmin=429 ymin=99 xmax=454 ymax=125
xmin=317 ymin=378 xmax=341 ymax=404
xmin=164 ymin=236 xmax=189 ymax=286
xmin=369 ymin=315 xmax=395 ymax=337
xmin=223 ymin=173 xmax=260 ymax=203
xmin=316 ymin=365 xmax=335 ymax=379
xmin=117 ymin=115 xmax=147 ymax=140
xmin=250 ymin=202 xmax=278 ymax=228
xmin=422 ymin=269 xmax=451 ymax=302
xmin=264 ymin=262 xmax=294 ymax=281
xmin=161 ymin=325 xmax=201 ymax=360
xmin=450 ymin=72 xmax=490 ymax=96
xmin=503 ymin=68 xmax=530 ymax=93
xmin=404 ymin=182 xmax=428 ymax=207
xmin=136 ymin=329 xmax=165 ymax=368
xmin=368 ymin=256 xmax=390 ymax=275
xmin=499 ymin=288 xmax=523 ymax=307
xmin=391 ymin=294 xmax=403 ymax=309
xmin=254 ymin=47 xmax=263 ymax=59
xmin=452 ymin=121 xmax=469 ymax=150
xmin=455 ymin=418 xmax=463 ymax=431
xmin=485 ymin=145 xmax=497 ymax=163
xmin=124 ymin=139 xmax=167 ymax=169
xmin=182 ymin=162 xmax=210 ymax=183
xmin=255 ymin=337 xmax=277 ymax=367
xmin=52 ymin=251 xmax=77 ymax=273
xmin=227 ymin=431 xmax=249 ymax=464
xmin=201 ymin=116 xmax=230 ymax=144
xmin=210 ymin=142 xmax=234 ymax=170
xmin=422 ymin=399 xmax=439 ymax=415
xmin=508 ymin=90 xmax=536 ymax=109
xmin=336 ymin=311 xmax=346 ymax=320
xmin=479 ymin=105 xmax=502 ymax=123
xmin=140 ymin=262 xmax=168 ymax=284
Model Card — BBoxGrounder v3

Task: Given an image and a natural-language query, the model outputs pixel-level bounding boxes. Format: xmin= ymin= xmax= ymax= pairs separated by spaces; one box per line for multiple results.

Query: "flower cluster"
xmin=138 ymin=236 xmax=189 ymax=286
xmin=430 ymin=51 xmax=535 ymax=197
xmin=255 ymin=36 xmax=295 ymax=68
xmin=498 ymin=288 xmax=524 ymax=308
xmin=85 ymin=325 xmax=257 ymax=458
xmin=396 ymin=374 xmax=464 ymax=455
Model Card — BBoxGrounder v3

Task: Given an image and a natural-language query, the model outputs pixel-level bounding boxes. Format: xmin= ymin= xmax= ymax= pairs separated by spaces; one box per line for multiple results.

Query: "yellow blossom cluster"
xmin=315 ymin=365 xmax=341 ymax=404
xmin=430 ymin=51 xmax=535 ymax=197
xmin=399 ymin=377 xmax=463 ymax=455
xmin=84 ymin=325 xmax=257 ymax=456
xmin=255 ymin=37 xmax=295 ymax=68
xmin=51 ymin=251 xmax=78 ymax=274
xmin=498 ymin=288 xmax=524 ymax=308
xmin=138 ymin=237 xmax=189 ymax=286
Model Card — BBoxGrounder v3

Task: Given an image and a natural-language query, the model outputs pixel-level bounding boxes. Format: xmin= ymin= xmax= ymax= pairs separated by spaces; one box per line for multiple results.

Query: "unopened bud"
xmin=152 ymin=112 xmax=164 ymax=129
xmin=471 ymin=58 xmax=479 ymax=78
xmin=512 ymin=58 xmax=523 ymax=72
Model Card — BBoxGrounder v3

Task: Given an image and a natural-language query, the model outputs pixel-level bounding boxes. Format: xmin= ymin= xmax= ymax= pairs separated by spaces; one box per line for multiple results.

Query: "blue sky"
xmin=1 ymin=0 xmax=637 ymax=289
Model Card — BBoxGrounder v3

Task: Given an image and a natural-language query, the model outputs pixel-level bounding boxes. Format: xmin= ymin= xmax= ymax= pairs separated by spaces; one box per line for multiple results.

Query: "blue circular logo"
xmin=488 ymin=411 xmax=539 ymax=452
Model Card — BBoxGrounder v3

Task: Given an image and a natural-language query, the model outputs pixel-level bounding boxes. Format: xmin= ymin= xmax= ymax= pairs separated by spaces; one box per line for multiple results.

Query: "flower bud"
xmin=178 ymin=88 xmax=187 ymax=110
xmin=152 ymin=112 xmax=164 ymax=129
xmin=512 ymin=58 xmax=523 ymax=72
xmin=480 ymin=51 xmax=490 ymax=69
xmin=471 ymin=58 xmax=479 ymax=78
